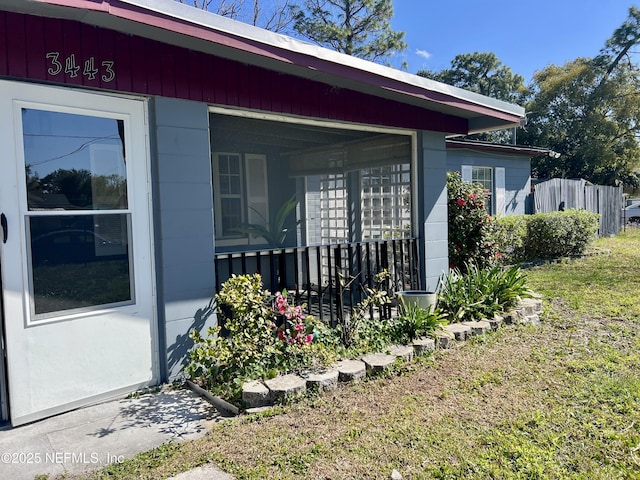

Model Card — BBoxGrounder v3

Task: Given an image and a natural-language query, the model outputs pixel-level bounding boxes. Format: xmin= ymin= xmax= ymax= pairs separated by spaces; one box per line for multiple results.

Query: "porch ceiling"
xmin=210 ymin=114 xmax=377 ymax=154
xmin=6 ymin=0 xmax=526 ymax=134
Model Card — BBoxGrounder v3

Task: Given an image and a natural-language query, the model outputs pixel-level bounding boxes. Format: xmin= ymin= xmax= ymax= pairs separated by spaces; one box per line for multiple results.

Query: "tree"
xmin=417 ymin=52 xmax=527 ymax=143
xmin=290 ymin=0 xmax=407 ymax=63
xmin=177 ymin=0 xmax=296 ymax=32
xmin=520 ymin=7 xmax=640 ymax=187
xmin=417 ymin=52 xmax=528 ymax=105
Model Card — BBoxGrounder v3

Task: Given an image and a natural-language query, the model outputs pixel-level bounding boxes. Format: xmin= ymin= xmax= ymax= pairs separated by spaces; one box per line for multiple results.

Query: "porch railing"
xmin=214 ymin=238 xmax=421 ymax=326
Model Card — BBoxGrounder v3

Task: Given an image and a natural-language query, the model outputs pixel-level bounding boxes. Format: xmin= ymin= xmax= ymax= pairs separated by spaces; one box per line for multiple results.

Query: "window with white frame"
xmin=212 ymin=152 xmax=268 ymax=243
xmin=472 ymin=166 xmax=493 ymax=214
xmin=461 ymin=165 xmax=505 ymax=216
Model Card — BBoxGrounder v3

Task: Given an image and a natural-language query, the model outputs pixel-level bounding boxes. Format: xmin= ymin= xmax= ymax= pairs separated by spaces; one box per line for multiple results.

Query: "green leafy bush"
xmin=491 ymin=210 xmax=600 ymax=263
xmin=523 ymin=210 xmax=600 ymax=259
xmin=493 ymin=215 xmax=528 ymax=263
xmin=438 ymin=263 xmax=532 ymax=323
xmin=186 ymin=274 xmax=279 ymax=401
xmin=447 ymin=171 xmax=498 ymax=270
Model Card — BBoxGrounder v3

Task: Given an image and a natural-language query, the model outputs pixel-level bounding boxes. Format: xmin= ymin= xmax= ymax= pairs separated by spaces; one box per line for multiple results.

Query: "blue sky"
xmin=390 ymin=1 xmax=637 ymax=83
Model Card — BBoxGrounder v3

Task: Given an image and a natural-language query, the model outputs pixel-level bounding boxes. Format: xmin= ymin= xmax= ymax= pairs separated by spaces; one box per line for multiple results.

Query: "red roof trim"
xmin=39 ymin=0 xmax=523 ymax=124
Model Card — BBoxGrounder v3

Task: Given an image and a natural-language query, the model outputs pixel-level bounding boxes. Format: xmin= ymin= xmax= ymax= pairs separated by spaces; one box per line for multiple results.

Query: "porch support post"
xmin=150 ymin=97 xmax=217 ymax=381
xmin=417 ymin=131 xmax=449 ymax=291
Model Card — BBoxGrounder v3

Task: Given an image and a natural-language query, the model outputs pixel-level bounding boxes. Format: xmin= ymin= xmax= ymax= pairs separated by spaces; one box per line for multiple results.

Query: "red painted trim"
xmin=0 ymin=11 xmax=469 ymax=134
xmin=36 ymin=0 xmax=522 ymax=124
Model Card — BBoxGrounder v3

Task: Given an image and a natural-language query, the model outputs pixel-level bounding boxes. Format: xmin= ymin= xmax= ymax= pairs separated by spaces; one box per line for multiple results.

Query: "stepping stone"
xmin=521 ymin=313 xmax=541 ymax=326
xmin=335 ymin=359 xmax=366 ymax=382
xmin=503 ymin=310 xmax=519 ymax=325
xmin=444 ymin=323 xmax=472 ymax=341
xmin=387 ymin=345 xmax=414 ymax=362
xmin=462 ymin=320 xmax=491 ymax=335
xmin=412 ymin=337 xmax=435 ymax=356
xmin=361 ymin=353 xmax=395 ymax=374
xmin=435 ymin=331 xmax=454 ymax=349
xmin=485 ymin=316 xmax=503 ymax=330
xmin=306 ymin=369 xmax=339 ymax=392
xmin=518 ymin=297 xmax=543 ymax=315
xmin=242 ymin=380 xmax=270 ymax=408
xmin=264 ymin=374 xmax=307 ymax=402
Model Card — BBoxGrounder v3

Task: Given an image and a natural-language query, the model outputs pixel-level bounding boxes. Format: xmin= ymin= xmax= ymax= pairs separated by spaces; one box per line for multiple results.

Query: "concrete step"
xmin=462 ymin=320 xmax=492 ymax=336
xmin=264 ymin=374 xmax=307 ymax=403
xmin=335 ymin=359 xmax=367 ymax=382
xmin=444 ymin=323 xmax=472 ymax=341
xmin=387 ymin=344 xmax=414 ymax=362
xmin=306 ymin=369 xmax=339 ymax=392
xmin=361 ymin=353 xmax=396 ymax=374
xmin=412 ymin=337 xmax=435 ymax=356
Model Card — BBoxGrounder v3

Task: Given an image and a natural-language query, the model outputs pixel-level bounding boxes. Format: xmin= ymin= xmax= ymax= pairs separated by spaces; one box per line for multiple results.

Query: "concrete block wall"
xmin=417 ymin=131 xmax=449 ymax=291
xmin=150 ymin=97 xmax=217 ymax=381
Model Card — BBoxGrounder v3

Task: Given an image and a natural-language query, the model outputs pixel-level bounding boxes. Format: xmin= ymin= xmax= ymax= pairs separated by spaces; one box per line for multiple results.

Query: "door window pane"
xmin=23 ymin=109 xmax=127 ymax=211
xmin=29 ymin=214 xmax=132 ymax=317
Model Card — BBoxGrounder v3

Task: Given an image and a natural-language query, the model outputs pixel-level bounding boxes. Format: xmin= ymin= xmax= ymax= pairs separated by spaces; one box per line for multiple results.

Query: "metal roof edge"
xmin=446 ymin=139 xmax=556 ymax=157
xmin=117 ymin=0 xmax=524 ymax=117
xmin=24 ymin=0 xmax=525 ymax=124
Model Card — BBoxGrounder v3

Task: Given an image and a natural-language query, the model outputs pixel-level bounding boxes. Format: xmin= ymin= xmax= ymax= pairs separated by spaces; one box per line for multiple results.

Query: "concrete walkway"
xmin=0 ymin=386 xmax=233 ymax=480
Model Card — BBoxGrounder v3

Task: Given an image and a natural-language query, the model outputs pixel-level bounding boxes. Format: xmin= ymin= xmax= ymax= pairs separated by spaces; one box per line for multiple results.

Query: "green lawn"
xmin=71 ymin=229 xmax=640 ymax=480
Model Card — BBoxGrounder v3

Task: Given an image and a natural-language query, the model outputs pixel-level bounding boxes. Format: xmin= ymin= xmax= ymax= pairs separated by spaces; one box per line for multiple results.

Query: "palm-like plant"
xmin=231 ymin=195 xmax=299 ymax=247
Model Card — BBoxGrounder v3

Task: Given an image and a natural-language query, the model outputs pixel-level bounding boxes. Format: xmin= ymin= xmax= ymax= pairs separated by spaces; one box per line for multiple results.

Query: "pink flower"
xmin=456 ymin=199 xmax=465 ymax=206
xmin=305 ymin=334 xmax=313 ymax=344
xmin=294 ymin=323 xmax=304 ymax=331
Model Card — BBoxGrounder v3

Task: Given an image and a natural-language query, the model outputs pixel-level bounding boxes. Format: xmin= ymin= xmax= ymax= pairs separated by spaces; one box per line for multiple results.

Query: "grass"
xmin=66 ymin=230 xmax=640 ymax=480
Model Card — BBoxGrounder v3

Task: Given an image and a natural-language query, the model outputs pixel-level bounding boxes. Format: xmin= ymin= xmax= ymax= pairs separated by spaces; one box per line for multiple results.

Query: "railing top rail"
xmin=214 ymin=237 xmax=417 ymax=259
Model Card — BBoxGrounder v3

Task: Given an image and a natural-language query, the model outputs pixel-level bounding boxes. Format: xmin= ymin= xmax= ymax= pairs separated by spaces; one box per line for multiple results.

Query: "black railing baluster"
xmin=269 ymin=250 xmax=276 ymax=292
xmin=214 ymin=237 xmax=420 ymax=327
xmin=334 ymin=245 xmax=343 ymax=329
xmin=316 ymin=246 xmax=323 ymax=323
xmin=326 ymin=245 xmax=334 ymax=327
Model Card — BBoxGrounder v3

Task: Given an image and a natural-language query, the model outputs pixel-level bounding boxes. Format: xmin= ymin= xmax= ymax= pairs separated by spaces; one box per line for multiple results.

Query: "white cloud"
xmin=415 ymin=49 xmax=432 ymax=60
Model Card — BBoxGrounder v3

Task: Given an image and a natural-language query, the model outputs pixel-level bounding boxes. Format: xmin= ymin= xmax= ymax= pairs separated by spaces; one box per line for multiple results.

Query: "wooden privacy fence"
xmin=534 ymin=178 xmax=623 ymax=236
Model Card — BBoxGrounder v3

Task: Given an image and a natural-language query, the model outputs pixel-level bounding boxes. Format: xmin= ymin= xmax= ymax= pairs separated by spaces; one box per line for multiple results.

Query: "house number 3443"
xmin=46 ymin=52 xmax=116 ymax=82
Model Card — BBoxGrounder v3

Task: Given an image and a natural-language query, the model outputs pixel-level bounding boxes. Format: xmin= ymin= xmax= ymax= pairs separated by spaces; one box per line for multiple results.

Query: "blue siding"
xmin=418 ymin=132 xmax=449 ymax=291
xmin=447 ymin=149 xmax=532 ymax=216
xmin=151 ymin=97 xmax=217 ymax=380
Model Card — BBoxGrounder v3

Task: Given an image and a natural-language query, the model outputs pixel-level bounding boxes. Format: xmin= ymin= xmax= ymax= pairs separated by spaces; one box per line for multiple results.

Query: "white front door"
xmin=0 ymin=80 xmax=157 ymax=426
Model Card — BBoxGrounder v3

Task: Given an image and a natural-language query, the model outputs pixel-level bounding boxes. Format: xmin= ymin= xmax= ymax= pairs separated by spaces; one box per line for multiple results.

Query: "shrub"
xmin=447 ymin=171 xmax=498 ymax=270
xmin=491 ymin=210 xmax=600 ymax=263
xmin=186 ymin=274 xmax=329 ymax=403
xmin=186 ymin=274 xmax=280 ymax=401
xmin=438 ymin=263 xmax=533 ymax=323
xmin=493 ymin=215 xmax=528 ymax=263
xmin=523 ymin=210 xmax=600 ymax=259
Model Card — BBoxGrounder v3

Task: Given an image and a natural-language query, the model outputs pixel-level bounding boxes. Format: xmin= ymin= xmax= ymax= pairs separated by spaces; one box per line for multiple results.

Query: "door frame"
xmin=0 ymin=80 xmax=158 ymax=426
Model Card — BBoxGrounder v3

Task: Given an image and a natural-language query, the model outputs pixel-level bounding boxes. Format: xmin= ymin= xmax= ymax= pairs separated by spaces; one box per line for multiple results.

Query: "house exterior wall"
xmin=151 ymin=97 xmax=217 ymax=380
xmin=418 ymin=132 xmax=449 ymax=291
xmin=0 ymin=8 xmax=474 ymax=384
xmin=447 ymin=149 xmax=532 ymax=215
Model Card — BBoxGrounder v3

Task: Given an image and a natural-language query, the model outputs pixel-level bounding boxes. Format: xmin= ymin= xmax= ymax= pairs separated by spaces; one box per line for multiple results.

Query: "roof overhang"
xmin=446 ymin=139 xmax=558 ymax=157
xmin=2 ymin=0 xmax=526 ymax=134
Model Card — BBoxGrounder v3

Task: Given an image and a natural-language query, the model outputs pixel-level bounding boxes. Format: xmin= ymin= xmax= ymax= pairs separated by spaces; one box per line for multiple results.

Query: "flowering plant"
xmin=447 ymin=171 xmax=498 ymax=271
xmin=273 ymin=290 xmax=314 ymax=346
